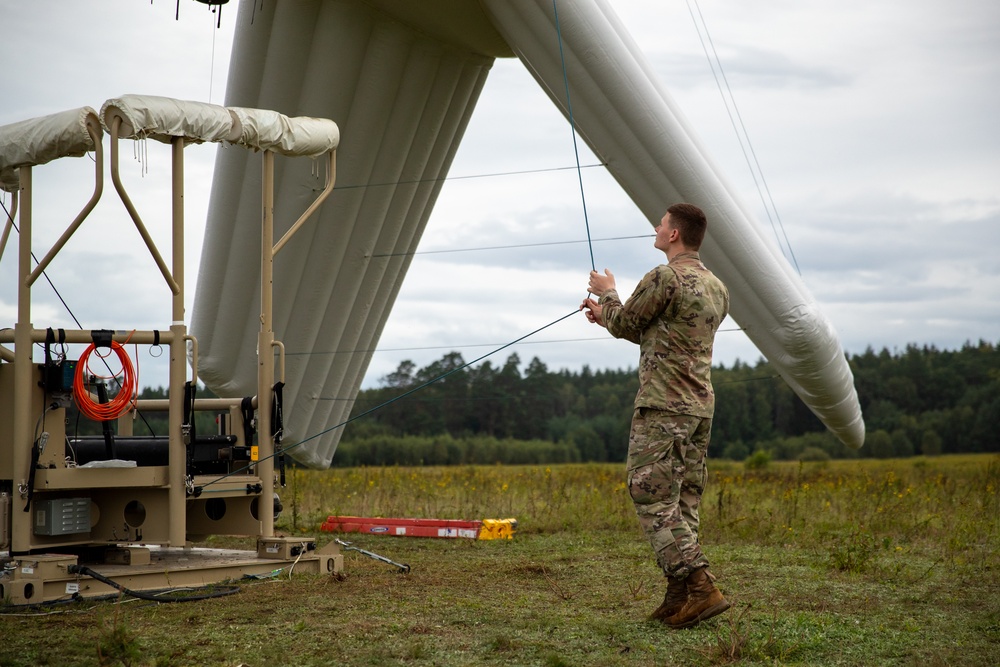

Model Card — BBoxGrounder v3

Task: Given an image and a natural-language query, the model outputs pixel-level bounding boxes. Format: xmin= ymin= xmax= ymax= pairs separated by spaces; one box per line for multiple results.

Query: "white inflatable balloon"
xmin=191 ymin=0 xmax=864 ymax=468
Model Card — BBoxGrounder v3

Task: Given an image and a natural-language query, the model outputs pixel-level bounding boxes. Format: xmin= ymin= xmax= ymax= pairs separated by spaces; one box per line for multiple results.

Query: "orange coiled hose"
xmin=73 ymin=341 xmax=137 ymax=421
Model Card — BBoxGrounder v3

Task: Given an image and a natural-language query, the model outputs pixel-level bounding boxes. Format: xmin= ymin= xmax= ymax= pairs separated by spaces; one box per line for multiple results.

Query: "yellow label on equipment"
xmin=478 ymin=518 xmax=518 ymax=540
xmin=251 ymin=445 xmax=259 ymax=461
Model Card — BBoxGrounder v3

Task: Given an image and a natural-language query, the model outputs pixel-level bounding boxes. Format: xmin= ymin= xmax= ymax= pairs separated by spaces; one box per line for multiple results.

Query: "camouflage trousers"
xmin=626 ymin=408 xmax=712 ymax=579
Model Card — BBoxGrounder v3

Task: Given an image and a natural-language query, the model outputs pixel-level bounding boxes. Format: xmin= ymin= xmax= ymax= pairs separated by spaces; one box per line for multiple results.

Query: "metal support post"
xmin=11 ymin=168 xmax=34 ymax=554
xmin=167 ymin=137 xmax=187 ymax=546
xmin=258 ymin=151 xmax=275 ymax=537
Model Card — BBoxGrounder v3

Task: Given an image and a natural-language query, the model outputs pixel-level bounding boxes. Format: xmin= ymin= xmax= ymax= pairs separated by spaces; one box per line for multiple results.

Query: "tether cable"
xmin=552 ymin=0 xmax=596 ymax=272
xmin=287 ymin=326 xmax=747 ymax=359
xmin=372 ymin=233 xmax=654 ymax=258
xmin=335 ymin=162 xmax=605 ymax=193
xmin=0 ymin=195 xmax=158 ymax=435
xmin=686 ymin=0 xmax=800 ymax=275
xmin=339 ymin=371 xmax=778 ymax=405
xmin=1 ymin=198 xmax=86 ymax=331
xmin=195 ymin=309 xmax=582 ymax=491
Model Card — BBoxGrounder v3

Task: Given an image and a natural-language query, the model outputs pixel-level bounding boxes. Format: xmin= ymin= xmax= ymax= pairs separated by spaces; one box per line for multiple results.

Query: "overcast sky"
xmin=2 ymin=0 xmax=998 ymax=392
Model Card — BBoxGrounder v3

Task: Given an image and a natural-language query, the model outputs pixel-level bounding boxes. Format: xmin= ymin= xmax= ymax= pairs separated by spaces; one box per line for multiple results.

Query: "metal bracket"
xmin=334 ymin=538 xmax=410 ymax=574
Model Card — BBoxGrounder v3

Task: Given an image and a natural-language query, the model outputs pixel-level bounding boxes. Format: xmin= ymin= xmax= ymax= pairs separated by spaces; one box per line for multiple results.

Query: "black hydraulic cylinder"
xmin=69 ymin=435 xmax=241 ymax=471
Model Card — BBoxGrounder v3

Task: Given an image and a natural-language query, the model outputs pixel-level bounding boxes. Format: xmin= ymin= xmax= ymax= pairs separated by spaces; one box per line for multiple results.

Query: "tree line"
xmin=335 ymin=340 xmax=1000 ymax=465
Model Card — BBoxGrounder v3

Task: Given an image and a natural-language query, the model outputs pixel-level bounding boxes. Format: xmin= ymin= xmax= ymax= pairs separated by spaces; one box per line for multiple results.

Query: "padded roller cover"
xmin=228 ymin=107 xmax=340 ymax=157
xmin=0 ymin=106 xmax=100 ymax=191
xmin=99 ymin=95 xmax=340 ymax=154
xmin=100 ymin=95 xmax=236 ymax=143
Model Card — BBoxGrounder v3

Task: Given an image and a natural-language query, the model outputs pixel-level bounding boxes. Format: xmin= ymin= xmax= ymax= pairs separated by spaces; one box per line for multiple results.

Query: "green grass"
xmin=2 ymin=455 xmax=998 ymax=666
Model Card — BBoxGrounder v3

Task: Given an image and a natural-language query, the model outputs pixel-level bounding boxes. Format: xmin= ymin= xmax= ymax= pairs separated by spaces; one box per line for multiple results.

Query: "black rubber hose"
xmin=67 ymin=565 xmax=240 ymax=602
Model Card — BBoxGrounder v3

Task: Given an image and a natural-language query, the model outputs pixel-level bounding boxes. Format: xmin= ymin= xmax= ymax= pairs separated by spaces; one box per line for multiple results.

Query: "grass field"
xmin=2 ymin=454 xmax=998 ymax=666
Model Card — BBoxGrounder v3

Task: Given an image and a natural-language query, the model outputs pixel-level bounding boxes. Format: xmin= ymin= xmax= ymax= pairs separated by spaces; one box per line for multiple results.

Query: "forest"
xmin=333 ymin=339 xmax=1000 ymax=466
xmin=97 ymin=340 xmax=998 ymax=467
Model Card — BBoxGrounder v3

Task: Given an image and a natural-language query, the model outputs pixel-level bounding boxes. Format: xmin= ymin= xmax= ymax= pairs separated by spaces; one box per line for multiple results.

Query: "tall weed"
xmin=280 ymin=455 xmax=1000 ymax=576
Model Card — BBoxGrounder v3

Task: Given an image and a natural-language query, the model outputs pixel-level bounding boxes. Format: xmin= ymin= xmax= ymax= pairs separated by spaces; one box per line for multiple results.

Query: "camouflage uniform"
xmin=600 ymin=251 xmax=729 ymax=579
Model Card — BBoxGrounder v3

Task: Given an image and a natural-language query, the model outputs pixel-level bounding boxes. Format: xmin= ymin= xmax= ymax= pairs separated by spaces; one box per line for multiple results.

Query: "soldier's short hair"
xmin=667 ymin=203 xmax=708 ymax=249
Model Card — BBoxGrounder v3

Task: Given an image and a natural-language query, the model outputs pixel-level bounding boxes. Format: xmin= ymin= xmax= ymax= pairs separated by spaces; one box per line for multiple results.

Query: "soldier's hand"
xmin=580 ymin=298 xmax=606 ymax=327
xmin=588 ymin=269 xmax=616 ymax=296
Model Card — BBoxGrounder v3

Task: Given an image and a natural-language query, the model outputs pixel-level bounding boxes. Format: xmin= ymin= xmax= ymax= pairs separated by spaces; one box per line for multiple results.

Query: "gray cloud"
xmin=649 ymin=46 xmax=852 ymax=92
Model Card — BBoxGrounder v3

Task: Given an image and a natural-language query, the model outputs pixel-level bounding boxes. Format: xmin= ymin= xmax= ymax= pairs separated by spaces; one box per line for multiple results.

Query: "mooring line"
xmin=552 ymin=0 xmax=597 ymax=272
xmin=195 ymin=308 xmax=582 ymax=490
xmin=336 ymin=162 xmax=606 ymax=193
xmin=686 ymin=0 xmax=800 ymax=275
xmin=372 ymin=233 xmax=653 ymax=259
xmin=286 ymin=325 xmax=748 ymax=362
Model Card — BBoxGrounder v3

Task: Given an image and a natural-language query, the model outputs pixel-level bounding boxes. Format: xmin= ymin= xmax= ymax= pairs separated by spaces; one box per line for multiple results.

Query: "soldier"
xmin=580 ymin=203 xmax=731 ymax=628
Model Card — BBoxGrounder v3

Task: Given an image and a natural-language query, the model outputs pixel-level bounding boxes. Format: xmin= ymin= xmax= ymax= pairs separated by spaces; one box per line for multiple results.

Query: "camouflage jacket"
xmin=599 ymin=251 xmax=729 ymax=417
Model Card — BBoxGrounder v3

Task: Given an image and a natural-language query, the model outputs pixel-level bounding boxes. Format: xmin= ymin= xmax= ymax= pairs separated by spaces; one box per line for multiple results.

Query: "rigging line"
xmin=552 ymin=0 xmax=596 ymax=272
xmin=685 ymin=1 xmax=773 ymax=242
xmin=685 ymin=0 xmax=801 ymax=275
xmin=286 ymin=336 xmax=613 ymax=357
xmin=334 ymin=162 xmax=605 ymax=192
xmin=283 ymin=326 xmax=747 ymax=358
xmin=322 ymin=372 xmax=780 ymax=403
xmin=0 ymin=200 xmax=83 ymax=330
xmin=196 ymin=308 xmax=583 ymax=490
xmin=371 ymin=233 xmax=655 ymax=258
xmin=0 ymin=196 xmax=159 ymax=435
xmin=208 ymin=3 xmax=218 ymax=104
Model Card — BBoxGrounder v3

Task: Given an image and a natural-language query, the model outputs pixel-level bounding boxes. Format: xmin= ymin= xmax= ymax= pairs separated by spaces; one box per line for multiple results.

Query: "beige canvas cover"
xmin=100 ymin=95 xmax=237 ymax=144
xmin=0 ymin=106 xmax=100 ymax=192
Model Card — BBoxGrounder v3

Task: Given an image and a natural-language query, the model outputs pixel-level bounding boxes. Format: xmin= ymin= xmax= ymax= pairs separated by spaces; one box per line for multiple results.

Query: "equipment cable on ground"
xmin=66 ymin=564 xmax=240 ymax=603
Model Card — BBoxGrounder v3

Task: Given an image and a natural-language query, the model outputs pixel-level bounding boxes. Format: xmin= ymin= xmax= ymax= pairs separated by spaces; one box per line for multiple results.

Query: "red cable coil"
xmin=73 ymin=341 xmax=137 ymax=422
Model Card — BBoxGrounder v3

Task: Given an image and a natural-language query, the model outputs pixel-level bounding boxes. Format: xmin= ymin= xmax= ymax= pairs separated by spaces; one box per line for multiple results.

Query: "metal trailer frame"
xmin=0 ymin=98 xmax=343 ymax=605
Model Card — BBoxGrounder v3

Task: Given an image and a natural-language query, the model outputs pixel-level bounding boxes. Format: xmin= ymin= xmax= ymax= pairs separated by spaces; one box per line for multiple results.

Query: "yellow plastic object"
xmin=478 ymin=518 xmax=518 ymax=540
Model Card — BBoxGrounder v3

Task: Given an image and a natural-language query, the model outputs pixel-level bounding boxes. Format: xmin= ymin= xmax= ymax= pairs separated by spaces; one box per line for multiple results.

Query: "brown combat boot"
xmin=648 ymin=576 xmax=687 ymax=621
xmin=665 ymin=567 xmax=730 ymax=629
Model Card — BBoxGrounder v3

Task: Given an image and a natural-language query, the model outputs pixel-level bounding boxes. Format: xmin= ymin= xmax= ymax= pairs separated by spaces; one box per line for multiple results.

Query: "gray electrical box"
xmin=33 ymin=497 xmax=90 ymax=536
